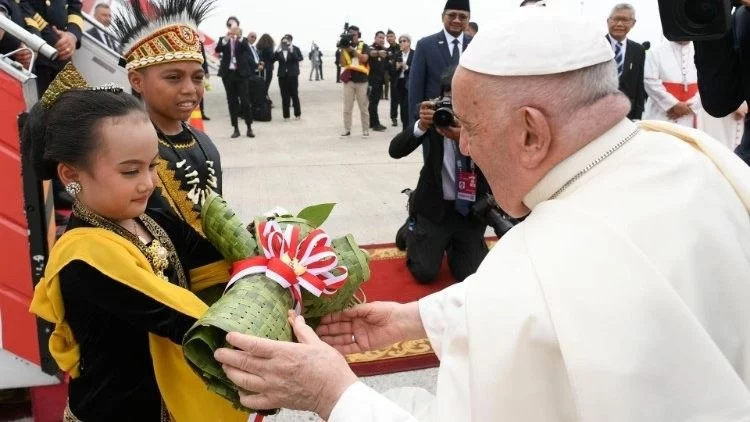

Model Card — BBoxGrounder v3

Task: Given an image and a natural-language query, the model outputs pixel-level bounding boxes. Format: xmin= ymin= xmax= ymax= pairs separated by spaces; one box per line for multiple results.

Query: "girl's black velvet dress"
xmin=60 ymin=208 xmax=221 ymax=421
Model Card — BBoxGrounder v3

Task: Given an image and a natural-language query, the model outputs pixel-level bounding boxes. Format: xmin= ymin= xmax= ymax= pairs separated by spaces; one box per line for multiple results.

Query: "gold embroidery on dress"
xmin=72 ymin=200 xmax=188 ymax=289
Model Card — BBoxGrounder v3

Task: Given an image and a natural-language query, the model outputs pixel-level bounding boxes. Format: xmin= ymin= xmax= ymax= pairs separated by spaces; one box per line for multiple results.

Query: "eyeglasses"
xmin=608 ymin=17 xmax=634 ymax=24
xmin=399 ymin=39 xmax=409 ymax=43
xmin=444 ymin=12 xmax=469 ymax=21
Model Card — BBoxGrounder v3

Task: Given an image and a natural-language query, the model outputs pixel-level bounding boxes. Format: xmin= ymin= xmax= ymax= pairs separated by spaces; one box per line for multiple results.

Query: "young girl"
xmin=112 ymin=0 xmax=224 ymax=236
xmin=25 ymin=65 xmax=247 ymax=421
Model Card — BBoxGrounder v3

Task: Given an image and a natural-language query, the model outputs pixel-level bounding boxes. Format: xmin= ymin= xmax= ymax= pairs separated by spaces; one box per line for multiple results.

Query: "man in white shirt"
xmin=215 ymin=7 xmax=750 ymax=421
xmin=644 ymin=40 xmax=702 ymax=128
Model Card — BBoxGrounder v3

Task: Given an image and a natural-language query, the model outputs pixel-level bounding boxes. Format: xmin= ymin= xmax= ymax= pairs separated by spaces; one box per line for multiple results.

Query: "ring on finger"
xmin=351 ymin=334 xmax=356 ymax=344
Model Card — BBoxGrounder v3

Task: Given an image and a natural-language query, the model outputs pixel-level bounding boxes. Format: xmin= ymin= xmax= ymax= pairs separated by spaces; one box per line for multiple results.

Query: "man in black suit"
xmin=393 ymin=34 xmax=414 ymax=130
xmin=695 ymin=2 xmax=750 ymax=165
xmin=408 ymin=0 xmax=471 ymax=127
xmin=273 ymin=34 xmax=303 ymax=120
xmin=215 ymin=16 xmax=254 ymax=138
xmin=390 ymin=66 xmax=489 ymax=284
xmin=606 ymin=3 xmax=646 ymax=120
xmin=368 ymin=31 xmax=388 ymax=131
xmin=85 ymin=3 xmax=117 ymax=50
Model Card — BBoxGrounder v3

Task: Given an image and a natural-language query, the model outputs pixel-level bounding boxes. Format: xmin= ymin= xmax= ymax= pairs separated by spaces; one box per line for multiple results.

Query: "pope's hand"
xmin=317 ymin=302 xmax=425 ymax=355
xmin=215 ymin=311 xmax=357 ymax=420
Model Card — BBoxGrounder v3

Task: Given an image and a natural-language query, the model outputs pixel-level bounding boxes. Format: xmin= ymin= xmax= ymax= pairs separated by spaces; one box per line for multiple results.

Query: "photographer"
xmin=389 ymin=65 xmax=490 ymax=284
xmin=694 ymin=1 xmax=750 ymax=164
xmin=338 ymin=24 xmax=371 ymax=137
xmin=273 ymin=33 xmax=303 ymax=120
xmin=368 ymin=31 xmax=388 ymax=131
xmin=216 ymin=16 xmax=255 ymax=138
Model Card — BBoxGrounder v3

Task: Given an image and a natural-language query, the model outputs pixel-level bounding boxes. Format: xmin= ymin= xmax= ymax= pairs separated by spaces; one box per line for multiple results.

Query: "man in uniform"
xmin=19 ymin=0 xmax=83 ymax=95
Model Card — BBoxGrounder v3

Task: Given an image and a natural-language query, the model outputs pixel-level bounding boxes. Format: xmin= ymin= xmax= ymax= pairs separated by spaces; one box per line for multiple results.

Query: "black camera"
xmin=432 ymin=96 xmax=455 ymax=128
xmin=337 ymin=22 xmax=355 ymax=48
xmin=657 ymin=0 xmax=740 ymax=41
xmin=472 ymin=194 xmax=518 ymax=238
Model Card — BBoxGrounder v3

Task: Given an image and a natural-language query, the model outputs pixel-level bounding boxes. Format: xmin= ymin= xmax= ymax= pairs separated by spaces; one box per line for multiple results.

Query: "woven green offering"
xmin=183 ymin=193 xmax=370 ymax=411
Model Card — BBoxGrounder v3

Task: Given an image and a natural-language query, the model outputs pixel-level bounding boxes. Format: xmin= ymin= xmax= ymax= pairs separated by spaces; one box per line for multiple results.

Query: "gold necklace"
xmin=72 ymin=200 xmax=188 ymax=288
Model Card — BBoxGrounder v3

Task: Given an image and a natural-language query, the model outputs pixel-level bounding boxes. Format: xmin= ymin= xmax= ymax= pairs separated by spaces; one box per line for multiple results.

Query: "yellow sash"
xmin=29 ymin=228 xmax=246 ymax=421
xmin=342 ymin=41 xmax=370 ymax=75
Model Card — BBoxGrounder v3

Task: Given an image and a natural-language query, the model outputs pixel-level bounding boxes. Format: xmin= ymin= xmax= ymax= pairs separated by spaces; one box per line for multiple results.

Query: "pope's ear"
xmin=519 ymin=106 xmax=552 ymax=169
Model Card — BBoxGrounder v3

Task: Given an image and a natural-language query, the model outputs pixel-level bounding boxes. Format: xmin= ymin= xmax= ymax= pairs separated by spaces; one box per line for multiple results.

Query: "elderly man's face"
xmin=452 ymin=69 xmax=534 ymax=217
xmin=607 ymin=8 xmax=635 ymax=41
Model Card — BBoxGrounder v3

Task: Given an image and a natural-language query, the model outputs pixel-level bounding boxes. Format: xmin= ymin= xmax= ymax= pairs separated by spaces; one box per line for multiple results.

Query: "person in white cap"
xmin=213 ymin=6 xmax=750 ymax=421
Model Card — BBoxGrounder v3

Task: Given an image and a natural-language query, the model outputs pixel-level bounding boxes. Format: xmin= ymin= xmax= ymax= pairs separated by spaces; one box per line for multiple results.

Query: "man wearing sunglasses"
xmin=408 ymin=0 xmax=471 ymax=132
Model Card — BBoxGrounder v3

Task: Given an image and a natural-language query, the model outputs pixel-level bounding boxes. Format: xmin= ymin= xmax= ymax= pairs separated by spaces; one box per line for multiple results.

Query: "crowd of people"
xmin=3 ymin=0 xmax=750 ymax=420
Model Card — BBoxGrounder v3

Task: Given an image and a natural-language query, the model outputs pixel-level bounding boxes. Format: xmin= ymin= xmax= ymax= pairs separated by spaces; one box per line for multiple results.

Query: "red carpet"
xmin=346 ymin=243 xmax=458 ymax=377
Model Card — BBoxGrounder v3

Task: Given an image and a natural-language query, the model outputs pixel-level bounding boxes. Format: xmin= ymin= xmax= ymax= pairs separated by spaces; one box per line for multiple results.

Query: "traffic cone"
xmin=188 ymin=106 xmax=205 ymax=132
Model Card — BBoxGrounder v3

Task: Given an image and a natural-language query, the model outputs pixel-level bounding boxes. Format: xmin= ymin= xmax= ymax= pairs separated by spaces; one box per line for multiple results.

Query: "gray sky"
xmin=198 ymin=0 xmax=664 ymax=55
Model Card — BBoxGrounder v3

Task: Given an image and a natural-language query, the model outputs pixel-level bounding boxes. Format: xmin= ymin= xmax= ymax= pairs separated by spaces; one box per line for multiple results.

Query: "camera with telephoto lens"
xmin=431 ymin=95 xmax=455 ymax=128
xmin=337 ymin=22 xmax=355 ymax=48
xmin=472 ymin=194 xmax=518 ymax=238
xmin=657 ymin=0 xmax=742 ymax=41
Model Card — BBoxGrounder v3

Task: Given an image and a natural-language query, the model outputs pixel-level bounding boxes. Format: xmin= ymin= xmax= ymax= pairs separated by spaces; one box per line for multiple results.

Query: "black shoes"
xmin=202 ymin=115 xmax=211 ymax=121
xmin=372 ymin=124 xmax=387 ymax=132
xmin=231 ymin=127 xmax=240 ymax=138
xmin=246 ymin=128 xmax=255 ymax=138
xmin=395 ymin=220 xmax=409 ymax=251
xmin=391 ymin=119 xmax=398 ymax=127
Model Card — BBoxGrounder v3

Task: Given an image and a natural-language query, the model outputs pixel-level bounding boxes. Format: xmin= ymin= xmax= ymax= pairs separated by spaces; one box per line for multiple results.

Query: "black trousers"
xmin=405 ymin=204 xmax=488 ymax=283
xmin=390 ymin=76 xmax=401 ymax=120
xmin=35 ymin=64 xmax=62 ymax=99
xmin=397 ymin=78 xmax=409 ymax=129
xmin=222 ymin=71 xmax=253 ymax=128
xmin=278 ymin=76 xmax=301 ymax=118
xmin=336 ymin=65 xmax=341 ymax=82
xmin=263 ymin=67 xmax=273 ymax=94
xmin=368 ymin=81 xmax=383 ymax=127
xmin=318 ymin=63 xmax=324 ymax=80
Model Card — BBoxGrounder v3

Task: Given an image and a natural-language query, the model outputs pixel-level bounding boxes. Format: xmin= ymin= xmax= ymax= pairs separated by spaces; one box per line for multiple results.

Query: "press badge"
xmin=457 ymin=170 xmax=477 ymax=202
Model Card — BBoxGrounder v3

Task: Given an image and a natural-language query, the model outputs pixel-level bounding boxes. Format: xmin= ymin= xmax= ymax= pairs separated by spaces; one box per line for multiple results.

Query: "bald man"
xmin=214 ymin=7 xmax=750 ymax=422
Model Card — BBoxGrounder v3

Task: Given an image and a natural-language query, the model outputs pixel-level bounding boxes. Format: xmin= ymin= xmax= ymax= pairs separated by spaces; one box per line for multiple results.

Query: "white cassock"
xmin=644 ymin=42 xmax=702 ymax=128
xmin=329 ymin=119 xmax=750 ymax=421
xmin=699 ymin=106 xmax=746 ymax=150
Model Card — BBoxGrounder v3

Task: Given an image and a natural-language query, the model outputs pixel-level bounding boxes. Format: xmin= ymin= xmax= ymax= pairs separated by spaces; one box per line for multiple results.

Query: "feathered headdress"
xmin=111 ymin=0 xmax=216 ymax=71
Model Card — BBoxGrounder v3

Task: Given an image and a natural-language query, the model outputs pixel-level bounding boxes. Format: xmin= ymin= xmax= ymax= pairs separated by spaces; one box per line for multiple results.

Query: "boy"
xmin=113 ymin=0 xmax=221 ymax=236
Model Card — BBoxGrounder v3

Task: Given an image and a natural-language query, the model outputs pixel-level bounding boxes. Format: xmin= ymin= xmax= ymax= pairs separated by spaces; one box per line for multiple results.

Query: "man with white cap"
xmin=214 ymin=6 xmax=750 ymax=421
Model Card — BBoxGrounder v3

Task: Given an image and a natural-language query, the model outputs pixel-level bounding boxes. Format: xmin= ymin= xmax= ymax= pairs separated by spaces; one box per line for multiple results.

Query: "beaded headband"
xmin=112 ymin=0 xmax=215 ymax=71
xmin=40 ymin=63 xmax=124 ymax=110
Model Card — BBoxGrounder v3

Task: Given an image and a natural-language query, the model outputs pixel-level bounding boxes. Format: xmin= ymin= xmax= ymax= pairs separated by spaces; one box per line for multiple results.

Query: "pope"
xmin=215 ymin=6 xmax=750 ymax=421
